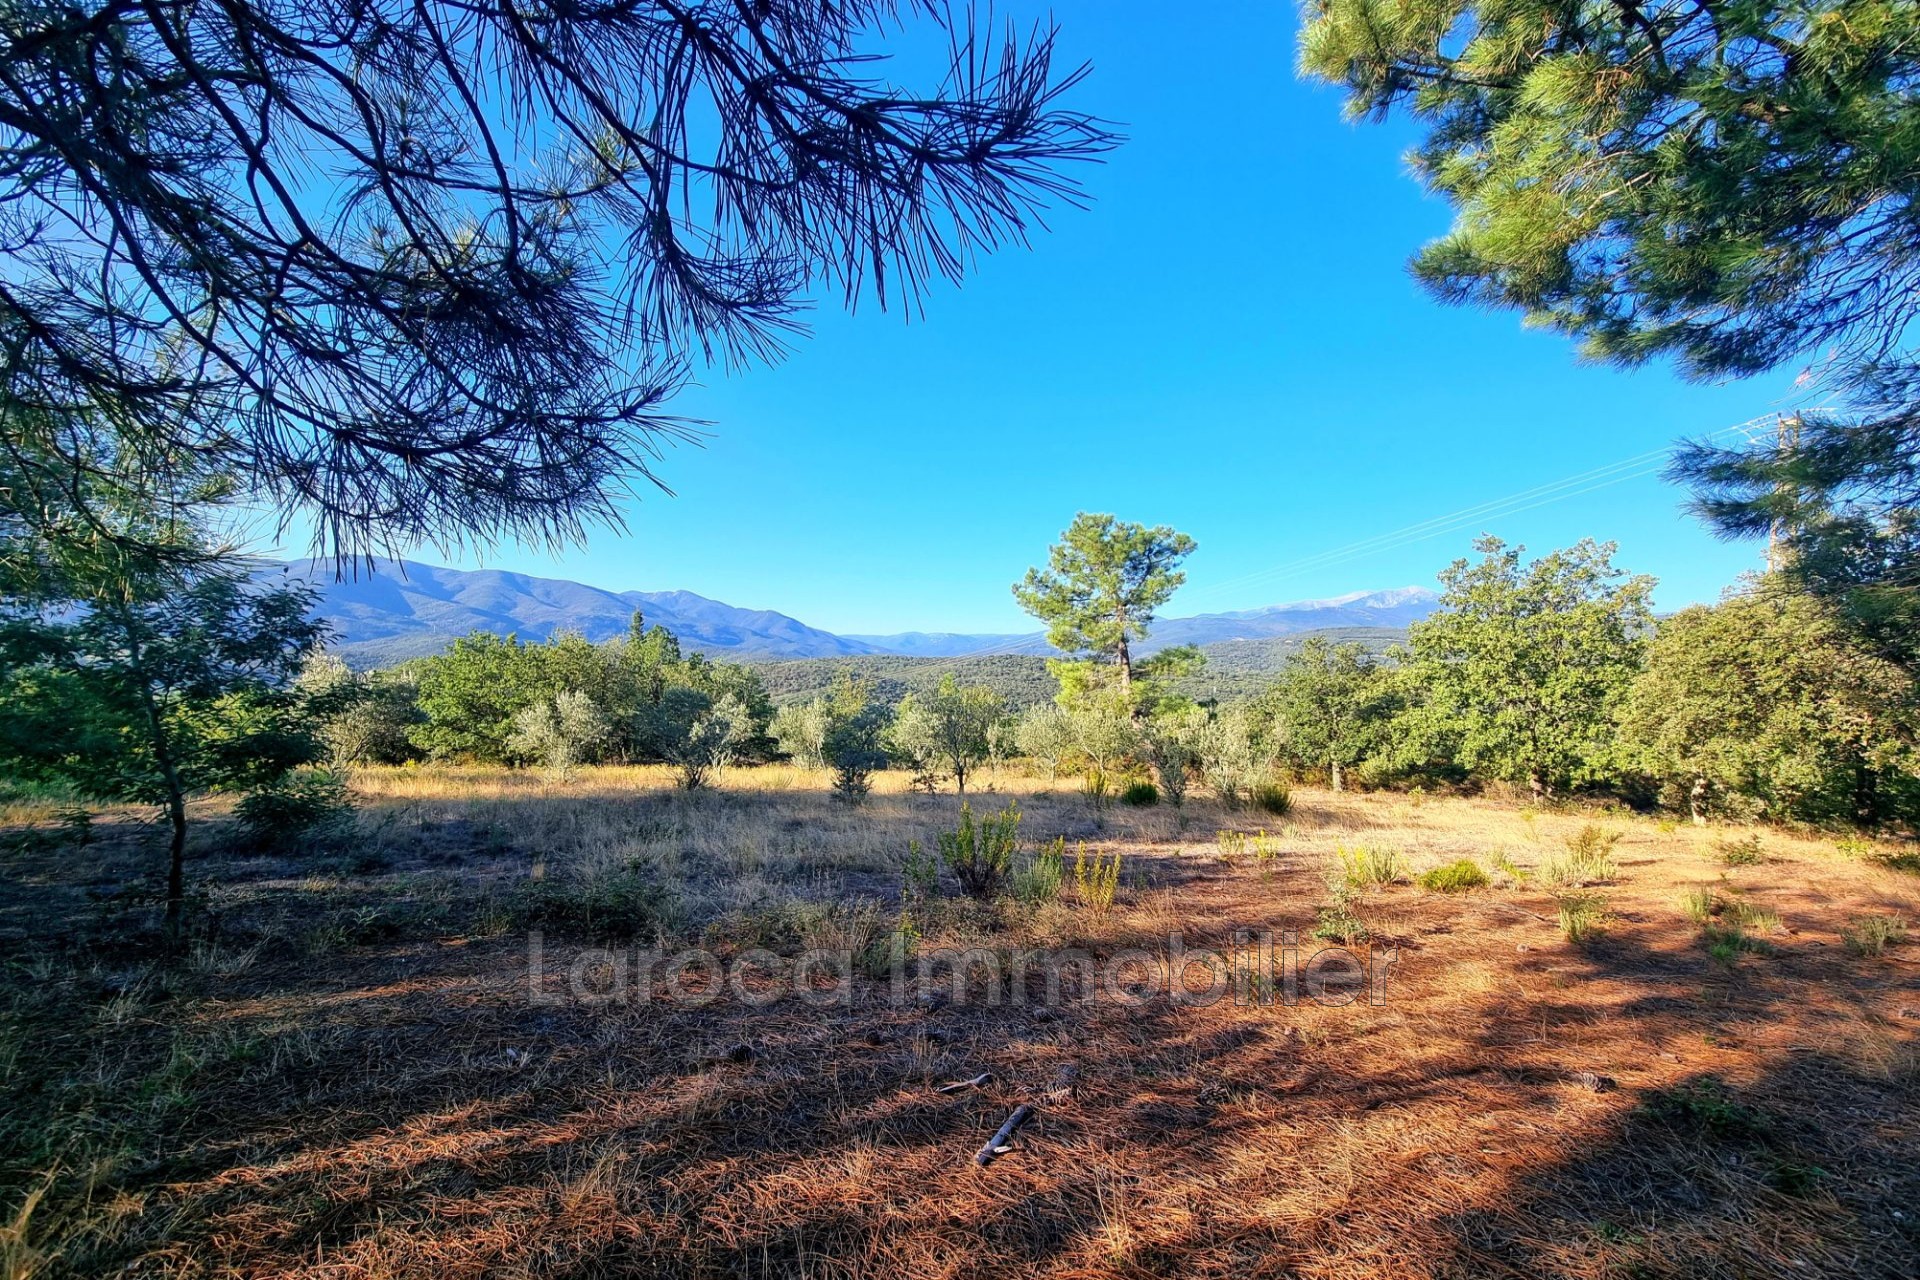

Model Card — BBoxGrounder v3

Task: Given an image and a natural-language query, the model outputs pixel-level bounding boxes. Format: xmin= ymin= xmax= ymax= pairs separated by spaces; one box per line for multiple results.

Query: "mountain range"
xmin=273 ymin=559 xmax=1439 ymax=668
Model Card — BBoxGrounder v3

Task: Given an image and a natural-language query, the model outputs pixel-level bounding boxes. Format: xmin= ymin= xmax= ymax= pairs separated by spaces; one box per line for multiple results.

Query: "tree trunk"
xmin=1528 ymin=770 xmax=1545 ymax=804
xmin=1330 ymin=758 xmax=1344 ymax=793
xmin=955 ymin=761 xmax=967 ymax=796
xmin=1115 ymin=631 xmax=1133 ymax=704
xmin=164 ymin=787 xmax=188 ymax=935
xmin=1688 ymin=776 xmax=1709 ymax=826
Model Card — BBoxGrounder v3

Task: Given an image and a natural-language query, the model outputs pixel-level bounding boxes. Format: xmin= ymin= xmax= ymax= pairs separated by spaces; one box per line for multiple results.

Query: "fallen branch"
xmin=935 ymin=1072 xmax=993 ymax=1095
xmin=975 ymin=1104 xmax=1034 ymax=1167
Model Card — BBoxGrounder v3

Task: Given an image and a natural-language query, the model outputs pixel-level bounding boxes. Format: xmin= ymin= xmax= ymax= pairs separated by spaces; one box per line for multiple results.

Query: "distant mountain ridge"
xmin=276 ymin=558 xmax=1439 ymax=668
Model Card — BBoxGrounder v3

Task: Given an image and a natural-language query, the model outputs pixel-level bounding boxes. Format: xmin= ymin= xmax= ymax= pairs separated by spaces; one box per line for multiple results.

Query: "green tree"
xmin=1299 ymin=0 xmax=1920 ymax=636
xmin=820 ymin=673 xmax=893 ymax=804
xmin=1014 ymin=514 xmax=1197 ymax=702
xmin=410 ymin=633 xmax=546 ymax=763
xmin=1621 ymin=585 xmax=1917 ymax=824
xmin=1013 ymin=702 xmax=1075 ymax=781
xmin=771 ymin=698 xmax=833 ymax=770
xmin=298 ymin=655 xmax=421 ymax=767
xmin=1407 ymin=538 xmax=1654 ymax=799
xmin=1 ymin=556 xmax=325 ymax=930
xmin=921 ymin=674 xmax=1005 ymax=795
xmin=508 ymin=690 xmax=615 ymax=779
xmin=1263 ymin=638 xmax=1397 ymax=791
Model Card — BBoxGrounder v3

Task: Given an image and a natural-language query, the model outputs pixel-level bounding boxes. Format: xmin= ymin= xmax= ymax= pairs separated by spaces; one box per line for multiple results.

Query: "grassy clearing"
xmin=0 ymin=766 xmax=1914 ymax=1279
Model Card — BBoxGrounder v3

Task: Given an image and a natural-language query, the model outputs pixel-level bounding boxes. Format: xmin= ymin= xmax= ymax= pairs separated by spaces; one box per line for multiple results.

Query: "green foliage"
xmin=1405 ymin=538 xmax=1653 ymax=798
xmin=1643 ymin=1080 xmax=1769 ymax=1141
xmin=299 ymin=655 xmax=422 ymax=766
xmin=1251 ymin=778 xmax=1293 ymax=816
xmin=1679 ymin=887 xmax=1721 ymax=925
xmin=899 ymin=839 xmax=941 ymax=912
xmin=1842 ymin=915 xmax=1907 ymax=957
xmin=1013 ymin=513 xmax=1196 ymax=700
xmin=888 ymin=673 xmax=1004 ymax=794
xmin=1335 ymin=844 xmax=1406 ymax=890
xmin=1543 ymin=827 xmax=1620 ymax=887
xmin=821 ymin=674 xmax=892 ymax=804
xmin=1558 ymin=894 xmax=1608 ymax=945
xmin=1621 ymin=586 xmax=1919 ymax=824
xmin=234 ymin=770 xmax=355 ymax=852
xmin=1013 ymin=837 xmax=1067 ymax=905
xmin=1013 ymin=702 xmax=1075 ymax=780
xmin=406 ymin=617 xmax=773 ymax=768
xmin=1299 ymin=0 xmax=1920 ymax=389
xmin=1718 ymin=835 xmax=1767 ymax=867
xmin=1140 ymin=707 xmax=1201 ymax=806
xmin=1193 ymin=704 xmax=1271 ymax=807
xmin=1313 ymin=887 xmax=1369 ymax=944
xmin=508 ymin=690 xmax=614 ymax=778
xmin=1072 ymin=844 xmax=1121 ymax=914
xmin=512 ymin=866 xmax=683 ymax=943
xmin=1260 ymin=637 xmax=1397 ymax=791
xmin=1301 ymin=0 xmax=1920 ymax=654
xmin=938 ymin=801 xmax=1021 ymax=899
xmin=0 ymin=521 xmax=325 ymax=926
xmin=1419 ymin=859 xmax=1488 ymax=892
xmin=1119 ymin=780 xmax=1159 ymax=807
xmin=634 ymin=688 xmax=748 ymax=790
xmin=771 ymin=697 xmax=832 ymax=769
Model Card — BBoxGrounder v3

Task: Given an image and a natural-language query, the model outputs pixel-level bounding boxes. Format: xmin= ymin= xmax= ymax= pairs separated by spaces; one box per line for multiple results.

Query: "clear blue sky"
xmin=273 ymin=1 xmax=1805 ymax=635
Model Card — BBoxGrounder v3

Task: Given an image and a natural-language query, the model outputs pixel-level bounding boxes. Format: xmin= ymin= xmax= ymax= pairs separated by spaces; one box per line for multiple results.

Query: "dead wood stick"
xmin=935 ymin=1072 xmax=993 ymax=1095
xmin=975 ymin=1104 xmax=1034 ymax=1167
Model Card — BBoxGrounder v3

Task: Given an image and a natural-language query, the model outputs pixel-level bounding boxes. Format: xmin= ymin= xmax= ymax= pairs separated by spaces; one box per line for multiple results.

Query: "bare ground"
xmin=1 ymin=768 xmax=1915 ymax=1278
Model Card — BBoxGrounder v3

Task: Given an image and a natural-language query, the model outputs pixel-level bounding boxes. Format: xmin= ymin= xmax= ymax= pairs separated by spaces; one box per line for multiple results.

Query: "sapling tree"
xmin=1014 ymin=514 xmax=1196 ymax=703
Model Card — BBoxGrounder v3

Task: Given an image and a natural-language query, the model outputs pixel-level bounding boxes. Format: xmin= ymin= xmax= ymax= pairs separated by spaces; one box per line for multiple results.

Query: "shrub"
xmin=235 ymin=770 xmax=353 ymax=852
xmin=514 ymin=866 xmax=682 ymax=942
xmin=1842 ymin=915 xmax=1907 ymax=957
xmin=939 ymin=801 xmax=1020 ymax=899
xmin=1678 ymin=886 xmax=1720 ymax=924
xmin=1216 ymin=829 xmax=1248 ymax=864
xmin=1419 ymin=859 xmax=1488 ymax=892
xmin=1252 ymin=778 xmax=1293 ymax=815
xmin=824 ymin=705 xmax=891 ymax=805
xmin=1544 ymin=827 xmax=1618 ymax=887
xmin=1013 ymin=837 xmax=1067 ymax=905
xmin=1073 ymin=845 xmax=1121 ymax=914
xmin=1251 ymin=830 xmax=1281 ymax=878
xmin=1718 ymin=834 xmax=1766 ymax=866
xmin=1832 ymin=834 xmax=1874 ymax=859
xmin=1120 ymin=780 xmax=1159 ymax=807
xmin=900 ymin=839 xmax=940 ymax=907
xmin=1335 ymin=844 xmax=1405 ymax=889
xmin=1082 ymin=768 xmax=1113 ymax=812
xmin=1558 ymin=893 xmax=1607 ymax=944
xmin=1313 ymin=886 xmax=1368 ymax=943
xmin=1702 ymin=922 xmax=1771 ymax=964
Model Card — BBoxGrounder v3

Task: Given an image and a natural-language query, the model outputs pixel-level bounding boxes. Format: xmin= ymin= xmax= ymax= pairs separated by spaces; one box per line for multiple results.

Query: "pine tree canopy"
xmin=1299 ymin=0 xmax=1920 ymax=383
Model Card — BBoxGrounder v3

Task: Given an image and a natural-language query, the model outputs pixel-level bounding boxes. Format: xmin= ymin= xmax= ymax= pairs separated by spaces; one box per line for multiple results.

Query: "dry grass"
xmin=0 ymin=767 xmax=1916 ymax=1278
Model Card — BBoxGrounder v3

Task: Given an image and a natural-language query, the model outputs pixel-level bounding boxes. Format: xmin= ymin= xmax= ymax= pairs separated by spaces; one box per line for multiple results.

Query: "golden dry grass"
xmin=0 ymin=766 xmax=1916 ymax=1278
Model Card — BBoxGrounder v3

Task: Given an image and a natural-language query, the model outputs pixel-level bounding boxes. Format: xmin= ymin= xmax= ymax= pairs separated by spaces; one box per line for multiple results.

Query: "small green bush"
xmin=1313 ymin=885 xmax=1369 ymax=943
xmin=1544 ymin=827 xmax=1618 ymax=887
xmin=1558 ymin=893 xmax=1607 ymax=944
xmin=1335 ymin=844 xmax=1405 ymax=889
xmin=1013 ymin=837 xmax=1067 ymax=905
xmin=1718 ymin=834 xmax=1766 ymax=866
xmin=1702 ymin=922 xmax=1771 ymax=964
xmin=235 ymin=770 xmax=353 ymax=852
xmin=1252 ymin=778 xmax=1293 ymax=816
xmin=1119 ymin=781 xmax=1159 ymax=807
xmin=1419 ymin=859 xmax=1489 ymax=892
xmin=515 ymin=867 xmax=682 ymax=942
xmin=1678 ymin=886 xmax=1720 ymax=924
xmin=1073 ymin=845 xmax=1121 ymax=914
xmin=1842 ymin=915 xmax=1907 ymax=957
xmin=939 ymin=801 xmax=1020 ymax=899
